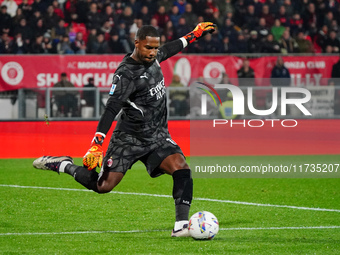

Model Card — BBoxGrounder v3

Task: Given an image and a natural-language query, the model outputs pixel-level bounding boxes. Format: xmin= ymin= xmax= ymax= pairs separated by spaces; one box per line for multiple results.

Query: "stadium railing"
xmin=0 ymin=86 xmax=338 ymax=120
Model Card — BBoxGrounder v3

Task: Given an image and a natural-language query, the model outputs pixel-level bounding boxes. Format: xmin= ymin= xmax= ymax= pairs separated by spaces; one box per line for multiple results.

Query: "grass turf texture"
xmin=0 ymin=156 xmax=339 ymax=254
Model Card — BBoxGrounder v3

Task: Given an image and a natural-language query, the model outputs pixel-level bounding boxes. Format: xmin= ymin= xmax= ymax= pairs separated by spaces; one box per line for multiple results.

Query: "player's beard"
xmin=142 ymin=56 xmax=155 ymax=65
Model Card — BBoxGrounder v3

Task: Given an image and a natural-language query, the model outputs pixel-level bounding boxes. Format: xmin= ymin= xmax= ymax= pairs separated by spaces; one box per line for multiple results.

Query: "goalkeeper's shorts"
xmin=102 ymin=131 xmax=184 ymax=178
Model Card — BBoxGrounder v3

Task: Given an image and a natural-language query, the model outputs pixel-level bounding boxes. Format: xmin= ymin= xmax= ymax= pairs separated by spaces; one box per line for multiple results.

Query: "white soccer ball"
xmin=188 ymin=211 xmax=219 ymax=240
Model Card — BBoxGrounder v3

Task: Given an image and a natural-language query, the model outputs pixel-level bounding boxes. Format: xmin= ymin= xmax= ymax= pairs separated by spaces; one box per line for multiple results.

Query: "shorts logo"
xmin=107 ymin=158 xmax=113 ymax=167
xmin=1 ymin=61 xmax=24 ymax=86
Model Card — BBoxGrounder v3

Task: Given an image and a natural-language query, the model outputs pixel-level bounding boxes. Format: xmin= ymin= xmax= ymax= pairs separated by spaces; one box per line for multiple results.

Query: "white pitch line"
xmin=1 ymin=226 xmax=339 ymax=237
xmin=194 ymin=197 xmax=340 ymax=213
xmin=1 ymin=184 xmax=340 ymax=213
xmin=0 ymin=229 xmax=168 ymax=236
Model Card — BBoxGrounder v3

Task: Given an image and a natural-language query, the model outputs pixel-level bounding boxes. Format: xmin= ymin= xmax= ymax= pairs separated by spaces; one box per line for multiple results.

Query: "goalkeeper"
xmin=33 ymin=23 xmax=216 ymax=237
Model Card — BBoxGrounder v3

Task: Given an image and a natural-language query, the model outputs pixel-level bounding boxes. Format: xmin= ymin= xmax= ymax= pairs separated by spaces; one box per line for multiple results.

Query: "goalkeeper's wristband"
xmin=179 ymin=37 xmax=188 ymax=48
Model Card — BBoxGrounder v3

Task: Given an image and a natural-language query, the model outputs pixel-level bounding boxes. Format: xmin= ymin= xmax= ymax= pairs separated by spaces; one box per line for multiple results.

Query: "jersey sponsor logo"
xmin=166 ymin=138 xmax=177 ymax=145
xmin=109 ymin=84 xmax=116 ymax=95
xmin=149 ymin=78 xmax=166 ymax=100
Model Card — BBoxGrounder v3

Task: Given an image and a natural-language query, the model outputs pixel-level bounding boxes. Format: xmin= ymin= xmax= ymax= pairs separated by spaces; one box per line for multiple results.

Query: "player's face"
xmin=135 ymin=36 xmax=160 ymax=64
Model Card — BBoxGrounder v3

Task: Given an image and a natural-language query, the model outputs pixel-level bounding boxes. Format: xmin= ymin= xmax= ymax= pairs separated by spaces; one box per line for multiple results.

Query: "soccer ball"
xmin=188 ymin=211 xmax=219 ymax=240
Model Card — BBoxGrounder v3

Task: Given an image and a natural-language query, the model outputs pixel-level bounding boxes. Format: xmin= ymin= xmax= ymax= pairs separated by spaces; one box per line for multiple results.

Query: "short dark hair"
xmin=61 ymin=72 xmax=67 ymax=77
xmin=136 ymin=25 xmax=160 ymax=40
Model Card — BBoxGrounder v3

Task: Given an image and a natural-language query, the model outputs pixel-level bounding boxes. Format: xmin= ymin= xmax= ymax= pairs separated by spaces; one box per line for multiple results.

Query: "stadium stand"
xmin=1 ymin=0 xmax=340 ymax=54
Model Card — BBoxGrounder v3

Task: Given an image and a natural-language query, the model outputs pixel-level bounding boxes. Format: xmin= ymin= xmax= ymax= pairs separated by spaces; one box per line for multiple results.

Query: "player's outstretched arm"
xmin=159 ymin=22 xmax=216 ymax=61
xmin=83 ymin=132 xmax=105 ymax=170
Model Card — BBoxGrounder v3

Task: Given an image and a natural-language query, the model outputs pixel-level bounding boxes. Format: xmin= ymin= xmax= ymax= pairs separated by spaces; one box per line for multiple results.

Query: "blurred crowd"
xmin=1 ymin=0 xmax=340 ymax=54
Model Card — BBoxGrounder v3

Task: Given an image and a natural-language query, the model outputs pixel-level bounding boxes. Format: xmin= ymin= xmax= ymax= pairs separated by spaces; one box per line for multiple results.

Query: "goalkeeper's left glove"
xmin=183 ymin=22 xmax=217 ymax=44
xmin=83 ymin=133 xmax=105 ymax=170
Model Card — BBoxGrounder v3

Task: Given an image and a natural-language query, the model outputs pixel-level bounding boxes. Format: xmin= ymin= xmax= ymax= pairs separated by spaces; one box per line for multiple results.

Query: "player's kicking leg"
xmin=158 ymin=153 xmax=193 ymax=237
xmin=33 ymin=156 xmax=123 ymax=193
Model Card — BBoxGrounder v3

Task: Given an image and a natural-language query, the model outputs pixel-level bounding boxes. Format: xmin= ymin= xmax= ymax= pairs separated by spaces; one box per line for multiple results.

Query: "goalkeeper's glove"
xmin=83 ymin=132 xmax=105 ymax=170
xmin=183 ymin=22 xmax=217 ymax=44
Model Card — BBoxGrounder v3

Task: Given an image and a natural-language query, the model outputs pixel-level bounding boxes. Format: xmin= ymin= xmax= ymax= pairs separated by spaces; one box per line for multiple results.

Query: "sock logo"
xmin=182 ymin=200 xmax=190 ymax=205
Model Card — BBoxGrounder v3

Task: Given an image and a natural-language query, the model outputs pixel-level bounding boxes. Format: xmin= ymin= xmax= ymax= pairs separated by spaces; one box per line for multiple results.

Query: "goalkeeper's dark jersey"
xmin=96 ymin=39 xmax=184 ymax=142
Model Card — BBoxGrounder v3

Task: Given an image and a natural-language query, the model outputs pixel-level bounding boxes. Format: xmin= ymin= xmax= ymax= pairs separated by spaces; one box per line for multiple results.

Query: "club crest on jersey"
xmin=149 ymin=78 xmax=165 ymax=100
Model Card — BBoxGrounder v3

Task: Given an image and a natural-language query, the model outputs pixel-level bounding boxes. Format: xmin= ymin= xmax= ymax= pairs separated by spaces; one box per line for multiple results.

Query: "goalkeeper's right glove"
xmin=183 ymin=22 xmax=217 ymax=44
xmin=83 ymin=133 xmax=105 ymax=170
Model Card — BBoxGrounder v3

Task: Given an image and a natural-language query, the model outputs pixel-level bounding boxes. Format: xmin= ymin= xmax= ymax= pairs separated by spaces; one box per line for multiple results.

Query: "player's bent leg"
xmin=70 ymin=165 xmax=100 ymax=192
xmin=159 ymin=154 xmax=192 ymax=237
xmin=97 ymin=171 xmax=124 ymax=193
xmin=64 ymin=164 xmax=124 ymax=193
xmin=33 ymin=155 xmax=123 ymax=194
xmin=33 ymin=156 xmax=101 ymax=192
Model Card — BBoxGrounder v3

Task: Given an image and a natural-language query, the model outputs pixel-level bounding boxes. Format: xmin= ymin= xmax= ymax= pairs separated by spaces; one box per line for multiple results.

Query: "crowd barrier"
xmin=0 ymin=85 xmax=339 ymax=120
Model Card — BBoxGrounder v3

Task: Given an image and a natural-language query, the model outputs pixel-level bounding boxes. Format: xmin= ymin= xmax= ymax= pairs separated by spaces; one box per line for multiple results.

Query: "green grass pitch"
xmin=0 ymin=156 xmax=339 ymax=254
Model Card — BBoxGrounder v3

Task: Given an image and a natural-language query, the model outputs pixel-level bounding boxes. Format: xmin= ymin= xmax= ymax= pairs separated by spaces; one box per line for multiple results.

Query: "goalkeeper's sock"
xmin=59 ymin=161 xmax=72 ymax=173
xmin=176 ymin=204 xmax=190 ymax=221
xmin=64 ymin=164 xmax=99 ymax=192
xmin=172 ymin=169 xmax=193 ymax=221
xmin=63 ymin=163 xmax=78 ymax=175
